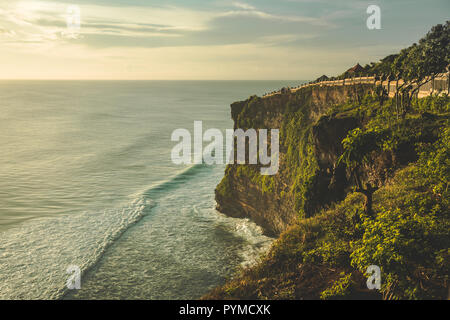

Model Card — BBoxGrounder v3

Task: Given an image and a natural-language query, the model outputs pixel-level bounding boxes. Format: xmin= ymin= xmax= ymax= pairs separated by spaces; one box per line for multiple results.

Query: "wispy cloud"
xmin=231 ymin=1 xmax=256 ymax=10
xmin=0 ymin=1 xmax=213 ymax=47
xmin=222 ymin=1 xmax=332 ymax=26
xmin=0 ymin=0 xmax=447 ymax=79
xmin=0 ymin=0 xmax=335 ymax=49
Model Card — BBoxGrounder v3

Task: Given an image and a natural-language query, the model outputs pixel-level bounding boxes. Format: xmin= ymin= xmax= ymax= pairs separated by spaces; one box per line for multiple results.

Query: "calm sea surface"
xmin=0 ymin=80 xmax=303 ymax=299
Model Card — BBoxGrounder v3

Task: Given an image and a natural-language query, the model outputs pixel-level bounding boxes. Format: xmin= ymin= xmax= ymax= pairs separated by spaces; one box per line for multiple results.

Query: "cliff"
xmin=209 ymin=22 xmax=449 ymax=300
xmin=209 ymin=86 xmax=449 ymax=300
xmin=217 ymin=84 xmax=401 ymax=236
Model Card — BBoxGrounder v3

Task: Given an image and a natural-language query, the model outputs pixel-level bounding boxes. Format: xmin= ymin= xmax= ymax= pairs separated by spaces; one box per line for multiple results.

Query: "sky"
xmin=0 ymin=0 xmax=448 ymax=80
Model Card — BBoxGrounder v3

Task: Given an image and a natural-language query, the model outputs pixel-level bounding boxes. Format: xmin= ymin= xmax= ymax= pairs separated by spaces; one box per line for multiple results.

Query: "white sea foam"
xmin=0 ymin=197 xmax=151 ymax=299
xmin=216 ymin=213 xmax=273 ymax=268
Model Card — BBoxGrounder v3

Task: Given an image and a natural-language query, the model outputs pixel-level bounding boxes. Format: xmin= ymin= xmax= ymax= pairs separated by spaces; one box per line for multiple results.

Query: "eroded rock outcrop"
xmin=215 ymin=85 xmax=375 ymax=236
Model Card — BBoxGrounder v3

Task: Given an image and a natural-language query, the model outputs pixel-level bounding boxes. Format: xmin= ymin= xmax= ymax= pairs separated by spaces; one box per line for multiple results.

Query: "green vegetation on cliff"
xmin=208 ymin=96 xmax=449 ymax=299
xmin=211 ymin=23 xmax=449 ymax=299
xmin=280 ymin=102 xmax=319 ymax=216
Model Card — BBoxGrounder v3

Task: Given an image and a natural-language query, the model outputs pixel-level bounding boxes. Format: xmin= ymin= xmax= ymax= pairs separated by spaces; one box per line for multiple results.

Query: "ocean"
xmin=0 ymin=80 xmax=302 ymax=299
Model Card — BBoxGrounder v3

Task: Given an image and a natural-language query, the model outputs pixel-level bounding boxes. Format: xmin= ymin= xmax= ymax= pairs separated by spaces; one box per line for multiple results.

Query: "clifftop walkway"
xmin=262 ymin=73 xmax=450 ymax=99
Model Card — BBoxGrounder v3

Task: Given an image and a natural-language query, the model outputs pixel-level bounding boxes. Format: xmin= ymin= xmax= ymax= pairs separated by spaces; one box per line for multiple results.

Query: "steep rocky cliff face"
xmin=208 ymin=90 xmax=449 ymax=300
xmin=215 ymin=85 xmax=375 ymax=236
xmin=216 ymin=85 xmax=446 ymax=237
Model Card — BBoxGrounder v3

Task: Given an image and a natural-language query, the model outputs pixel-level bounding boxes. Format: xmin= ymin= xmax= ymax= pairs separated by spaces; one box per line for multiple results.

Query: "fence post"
xmin=431 ymin=76 xmax=434 ymax=95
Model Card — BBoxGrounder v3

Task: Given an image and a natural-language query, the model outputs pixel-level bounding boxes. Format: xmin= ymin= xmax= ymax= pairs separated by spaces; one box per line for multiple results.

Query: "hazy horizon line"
xmin=0 ymin=79 xmax=310 ymax=81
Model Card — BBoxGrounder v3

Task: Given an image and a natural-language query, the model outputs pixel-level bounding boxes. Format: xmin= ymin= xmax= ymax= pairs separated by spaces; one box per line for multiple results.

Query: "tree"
xmin=395 ymin=22 xmax=449 ymax=116
xmin=338 ymin=128 xmax=380 ymax=216
xmin=365 ymin=22 xmax=449 ymax=116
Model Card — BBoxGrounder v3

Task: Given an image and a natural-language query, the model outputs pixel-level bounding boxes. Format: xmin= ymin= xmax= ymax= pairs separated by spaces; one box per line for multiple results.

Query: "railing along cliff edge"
xmin=262 ymin=72 xmax=450 ymax=99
